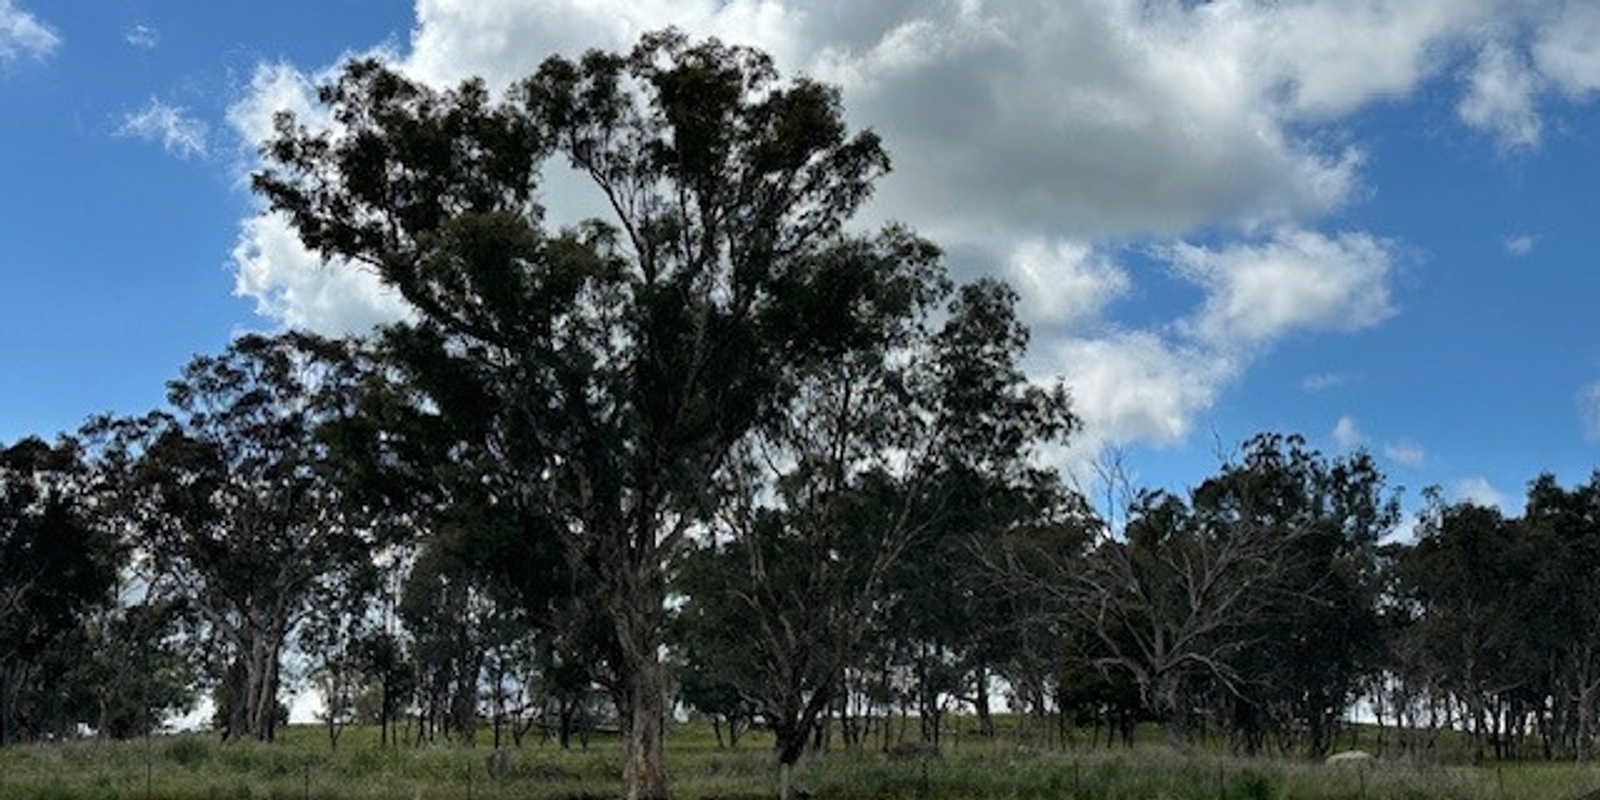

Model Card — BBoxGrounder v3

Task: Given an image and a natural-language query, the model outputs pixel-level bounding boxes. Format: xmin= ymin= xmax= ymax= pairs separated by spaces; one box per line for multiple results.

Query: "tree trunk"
xmin=974 ymin=666 xmax=995 ymax=738
xmin=326 ymin=705 xmax=343 ymax=750
xmin=558 ymin=699 xmax=575 ymax=749
xmin=238 ymin=628 xmax=282 ymax=742
xmin=621 ymin=652 xmax=668 ymax=800
xmin=1579 ymin=673 xmax=1597 ymax=762
xmin=1151 ymin=675 xmax=1187 ymax=747
xmin=616 ymin=584 xmax=669 ymax=800
xmin=262 ymin=639 xmax=283 ymax=741
xmin=379 ymin=685 xmax=392 ymax=746
xmin=0 ymin=664 xmax=16 ymax=745
xmin=222 ymin=657 xmax=249 ymax=741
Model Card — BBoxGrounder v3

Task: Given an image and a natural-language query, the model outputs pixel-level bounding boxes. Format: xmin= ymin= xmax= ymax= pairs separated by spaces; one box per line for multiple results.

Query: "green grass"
xmin=4 ymin=720 xmax=1600 ymax=799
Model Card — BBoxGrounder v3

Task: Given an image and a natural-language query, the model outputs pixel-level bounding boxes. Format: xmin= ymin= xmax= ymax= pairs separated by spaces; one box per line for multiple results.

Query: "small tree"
xmin=675 ymin=279 xmax=1076 ymax=798
xmin=300 ymin=561 xmax=378 ymax=750
xmin=356 ymin=630 xmax=414 ymax=746
xmin=78 ymin=595 xmax=196 ymax=739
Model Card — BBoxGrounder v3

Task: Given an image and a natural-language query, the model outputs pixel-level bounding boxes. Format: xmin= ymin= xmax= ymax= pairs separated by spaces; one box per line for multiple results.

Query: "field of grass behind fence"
xmin=6 ymin=721 xmax=1600 ymax=800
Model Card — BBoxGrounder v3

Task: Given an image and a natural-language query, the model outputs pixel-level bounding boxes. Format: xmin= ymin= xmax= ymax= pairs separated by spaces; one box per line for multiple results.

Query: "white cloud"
xmin=1238 ymin=1 xmax=1493 ymax=117
xmin=126 ymin=24 xmax=159 ymax=50
xmin=1383 ymin=439 xmax=1428 ymax=468
xmin=1503 ymin=233 xmax=1539 ymax=257
xmin=0 ymin=0 xmax=57 ymax=63
xmin=1049 ymin=332 xmax=1235 ymax=453
xmin=1452 ymin=476 xmax=1509 ymax=511
xmin=1331 ymin=416 xmax=1425 ymax=467
xmin=406 ymin=0 xmax=805 ymax=88
xmin=226 ymin=62 xmax=336 ymax=173
xmin=1459 ymin=42 xmax=1543 ymax=151
xmin=225 ymin=61 xmax=423 ymax=337
xmin=1006 ymin=239 xmax=1129 ymax=331
xmin=1167 ymin=228 xmax=1397 ymax=349
xmin=1579 ymin=382 xmax=1600 ymax=441
xmin=117 ymin=98 xmax=209 ymax=159
xmin=1304 ymin=373 xmax=1350 ymax=392
xmin=1448 ymin=2 xmax=1600 ymax=151
xmin=388 ymin=0 xmax=1396 ymax=243
xmin=232 ymin=212 xmax=415 ymax=336
xmin=1333 ymin=415 xmax=1365 ymax=450
xmin=1533 ymin=2 xmax=1600 ymax=97
xmin=225 ymin=1 xmax=1472 ymax=448
xmin=985 ymin=226 xmax=1396 ymax=457
xmin=821 ymin=1 xmax=1369 ymax=245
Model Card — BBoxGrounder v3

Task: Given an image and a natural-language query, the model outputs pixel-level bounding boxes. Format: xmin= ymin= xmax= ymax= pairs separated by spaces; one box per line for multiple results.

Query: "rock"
xmin=1325 ymin=750 xmax=1373 ymax=765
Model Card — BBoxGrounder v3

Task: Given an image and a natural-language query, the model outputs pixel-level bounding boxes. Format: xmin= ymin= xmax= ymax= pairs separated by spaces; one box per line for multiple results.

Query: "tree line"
xmin=2 ymin=29 xmax=1596 ymax=799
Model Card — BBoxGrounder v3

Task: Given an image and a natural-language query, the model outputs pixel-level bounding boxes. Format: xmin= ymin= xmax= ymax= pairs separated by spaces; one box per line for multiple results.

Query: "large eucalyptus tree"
xmin=254 ymin=30 xmax=924 ymax=798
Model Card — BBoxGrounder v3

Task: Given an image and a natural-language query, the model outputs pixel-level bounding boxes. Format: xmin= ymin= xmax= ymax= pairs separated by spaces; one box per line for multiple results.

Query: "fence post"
xmin=143 ymin=711 xmax=153 ymax=800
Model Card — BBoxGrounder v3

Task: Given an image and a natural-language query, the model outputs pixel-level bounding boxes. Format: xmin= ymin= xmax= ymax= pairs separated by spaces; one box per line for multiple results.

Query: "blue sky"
xmin=3 ymin=0 xmax=1599 ymax=526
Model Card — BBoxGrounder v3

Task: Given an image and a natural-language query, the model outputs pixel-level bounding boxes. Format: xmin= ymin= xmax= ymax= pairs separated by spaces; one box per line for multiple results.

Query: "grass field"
xmin=5 ymin=719 xmax=1600 ymax=800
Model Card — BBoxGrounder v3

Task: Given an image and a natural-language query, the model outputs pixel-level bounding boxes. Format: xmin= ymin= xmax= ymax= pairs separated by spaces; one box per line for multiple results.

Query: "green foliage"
xmin=997 ymin=434 xmax=1400 ymax=756
xmin=1381 ymin=473 xmax=1600 ymax=761
xmin=672 ymin=272 xmax=1079 ymax=777
xmin=86 ymin=333 xmax=387 ymax=743
xmin=0 ymin=436 xmax=122 ymax=744
xmin=1191 ymin=434 xmax=1397 ymax=756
